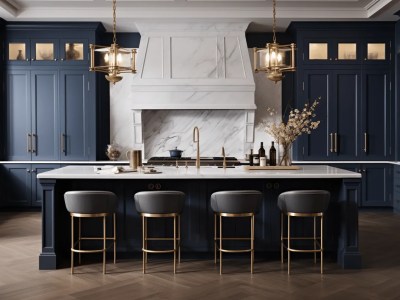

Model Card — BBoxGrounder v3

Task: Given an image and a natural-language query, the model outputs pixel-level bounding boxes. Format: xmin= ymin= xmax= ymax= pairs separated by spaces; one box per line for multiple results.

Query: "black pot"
xmin=169 ymin=147 xmax=183 ymax=158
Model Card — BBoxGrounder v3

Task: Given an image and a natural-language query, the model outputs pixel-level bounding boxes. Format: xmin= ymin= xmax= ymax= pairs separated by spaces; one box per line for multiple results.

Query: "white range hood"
xmin=129 ymin=22 xmax=256 ymax=110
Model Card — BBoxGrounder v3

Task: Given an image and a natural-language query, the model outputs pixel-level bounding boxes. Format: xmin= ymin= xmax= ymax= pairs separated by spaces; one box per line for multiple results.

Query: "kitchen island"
xmin=38 ymin=165 xmax=361 ymax=270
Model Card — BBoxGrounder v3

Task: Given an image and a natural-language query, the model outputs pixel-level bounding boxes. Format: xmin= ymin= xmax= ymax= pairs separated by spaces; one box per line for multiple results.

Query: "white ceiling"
xmin=0 ymin=0 xmax=399 ymax=32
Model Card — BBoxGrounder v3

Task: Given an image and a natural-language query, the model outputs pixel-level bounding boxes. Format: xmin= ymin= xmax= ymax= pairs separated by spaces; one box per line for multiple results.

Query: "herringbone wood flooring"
xmin=0 ymin=210 xmax=399 ymax=299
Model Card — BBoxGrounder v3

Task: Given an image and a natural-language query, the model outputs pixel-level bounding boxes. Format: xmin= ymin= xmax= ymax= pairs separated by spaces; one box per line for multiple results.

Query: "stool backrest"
xmin=134 ymin=191 xmax=185 ymax=214
xmin=211 ymin=190 xmax=262 ymax=214
xmin=64 ymin=191 xmax=118 ymax=214
xmin=278 ymin=190 xmax=330 ymax=214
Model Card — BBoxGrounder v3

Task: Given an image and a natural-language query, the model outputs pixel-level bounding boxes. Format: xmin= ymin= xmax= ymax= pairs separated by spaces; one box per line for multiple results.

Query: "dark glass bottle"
xmin=249 ymin=149 xmax=254 ymax=166
xmin=269 ymin=141 xmax=277 ymax=166
xmin=258 ymin=142 xmax=266 ymax=158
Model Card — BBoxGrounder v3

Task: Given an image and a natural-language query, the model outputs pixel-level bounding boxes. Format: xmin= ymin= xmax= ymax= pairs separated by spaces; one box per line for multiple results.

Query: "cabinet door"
xmin=393 ymin=165 xmax=400 ymax=213
xmin=30 ymin=39 xmax=59 ymax=66
xmin=59 ymin=70 xmax=90 ymax=160
xmin=331 ymin=69 xmax=360 ymax=159
xmin=60 ymin=39 xmax=88 ymax=66
xmin=31 ymin=70 xmax=59 ymax=160
xmin=6 ymin=69 xmax=31 ymax=160
xmin=6 ymin=39 xmax=31 ymax=65
xmin=362 ymin=40 xmax=392 ymax=66
xmin=298 ymin=70 xmax=332 ymax=160
xmin=361 ymin=68 xmax=391 ymax=160
xmin=361 ymin=164 xmax=392 ymax=207
xmin=2 ymin=164 xmax=31 ymax=207
xmin=31 ymin=164 xmax=59 ymax=207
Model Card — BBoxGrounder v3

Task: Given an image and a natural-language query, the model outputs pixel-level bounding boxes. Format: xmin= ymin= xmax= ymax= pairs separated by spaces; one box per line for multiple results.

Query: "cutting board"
xmin=245 ymin=166 xmax=301 ymax=170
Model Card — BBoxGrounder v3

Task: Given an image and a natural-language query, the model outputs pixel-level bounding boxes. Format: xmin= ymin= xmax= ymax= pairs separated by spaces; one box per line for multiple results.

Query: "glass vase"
xmin=278 ymin=143 xmax=292 ymax=166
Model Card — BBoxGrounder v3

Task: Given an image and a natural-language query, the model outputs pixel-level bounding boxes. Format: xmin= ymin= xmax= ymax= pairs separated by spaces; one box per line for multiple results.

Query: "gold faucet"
xmin=222 ymin=147 xmax=227 ymax=169
xmin=193 ymin=126 xmax=200 ymax=168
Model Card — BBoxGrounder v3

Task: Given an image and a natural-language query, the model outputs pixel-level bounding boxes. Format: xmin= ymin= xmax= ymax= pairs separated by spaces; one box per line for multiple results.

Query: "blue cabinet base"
xmin=38 ymin=177 xmax=362 ymax=270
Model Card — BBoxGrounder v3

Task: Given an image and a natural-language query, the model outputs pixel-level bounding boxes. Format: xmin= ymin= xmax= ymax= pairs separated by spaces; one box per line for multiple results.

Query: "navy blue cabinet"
xmin=292 ymin=22 xmax=394 ymax=161
xmin=1 ymin=163 xmax=59 ymax=207
xmin=298 ymin=68 xmax=360 ymax=160
xmin=4 ymin=22 xmax=105 ymax=162
xmin=393 ymin=165 xmax=400 ymax=213
xmin=330 ymin=163 xmax=392 ymax=207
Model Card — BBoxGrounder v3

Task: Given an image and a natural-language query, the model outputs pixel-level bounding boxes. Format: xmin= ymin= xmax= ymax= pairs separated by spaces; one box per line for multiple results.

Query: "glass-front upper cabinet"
xmin=6 ymin=38 xmax=88 ymax=66
xmin=303 ymin=37 xmax=391 ymax=65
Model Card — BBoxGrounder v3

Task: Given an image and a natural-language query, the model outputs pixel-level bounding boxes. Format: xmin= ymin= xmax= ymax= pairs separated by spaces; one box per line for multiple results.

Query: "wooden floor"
xmin=0 ymin=210 xmax=399 ymax=299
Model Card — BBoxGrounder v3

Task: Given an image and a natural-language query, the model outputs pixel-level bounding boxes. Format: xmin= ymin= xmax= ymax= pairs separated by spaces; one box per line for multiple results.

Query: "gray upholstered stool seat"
xmin=134 ymin=191 xmax=185 ymax=274
xmin=277 ymin=190 xmax=330 ymax=274
xmin=64 ymin=191 xmax=118 ymax=274
xmin=210 ymin=190 xmax=262 ymax=274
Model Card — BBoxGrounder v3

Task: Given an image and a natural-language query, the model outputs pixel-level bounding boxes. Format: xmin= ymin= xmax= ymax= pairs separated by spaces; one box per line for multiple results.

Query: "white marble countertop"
xmin=37 ymin=165 xmax=361 ymax=180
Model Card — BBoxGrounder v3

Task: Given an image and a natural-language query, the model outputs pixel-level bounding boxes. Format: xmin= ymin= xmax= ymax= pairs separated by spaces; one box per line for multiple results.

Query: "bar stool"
xmin=211 ymin=190 xmax=262 ymax=274
xmin=64 ymin=191 xmax=118 ymax=274
xmin=278 ymin=190 xmax=330 ymax=274
xmin=134 ymin=191 xmax=185 ymax=274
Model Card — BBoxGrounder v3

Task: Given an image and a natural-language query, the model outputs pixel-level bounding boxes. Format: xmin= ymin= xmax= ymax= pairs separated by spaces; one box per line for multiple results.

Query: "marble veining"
xmin=142 ymin=110 xmax=245 ymax=158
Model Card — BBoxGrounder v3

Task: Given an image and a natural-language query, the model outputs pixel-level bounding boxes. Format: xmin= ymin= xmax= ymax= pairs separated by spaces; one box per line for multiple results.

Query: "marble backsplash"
xmin=142 ymin=110 xmax=245 ymax=158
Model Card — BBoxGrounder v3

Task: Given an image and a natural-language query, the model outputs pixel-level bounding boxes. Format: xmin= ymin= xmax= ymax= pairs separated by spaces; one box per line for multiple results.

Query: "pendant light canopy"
xmin=253 ymin=0 xmax=296 ymax=83
xmin=89 ymin=0 xmax=137 ymax=84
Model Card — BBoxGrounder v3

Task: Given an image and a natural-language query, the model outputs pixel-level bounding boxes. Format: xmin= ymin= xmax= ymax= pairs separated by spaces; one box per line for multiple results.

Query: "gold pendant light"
xmin=89 ymin=0 xmax=137 ymax=84
xmin=253 ymin=0 xmax=296 ymax=83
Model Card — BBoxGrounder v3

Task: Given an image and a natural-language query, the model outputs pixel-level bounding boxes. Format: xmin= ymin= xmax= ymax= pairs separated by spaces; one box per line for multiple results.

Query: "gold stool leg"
xmin=71 ymin=215 xmax=74 ymax=274
xmin=321 ymin=215 xmax=324 ymax=274
xmin=280 ymin=213 xmax=283 ymax=264
xmin=219 ymin=214 xmax=223 ymax=275
xmin=174 ymin=216 xmax=177 ymax=274
xmin=251 ymin=214 xmax=254 ymax=274
xmin=178 ymin=215 xmax=181 ymax=264
xmin=287 ymin=215 xmax=291 ymax=275
xmin=103 ymin=216 xmax=106 ymax=274
xmin=78 ymin=218 xmax=81 ymax=265
xmin=113 ymin=213 xmax=116 ymax=264
xmin=142 ymin=215 xmax=146 ymax=274
xmin=314 ymin=216 xmax=317 ymax=264
xmin=214 ymin=213 xmax=217 ymax=264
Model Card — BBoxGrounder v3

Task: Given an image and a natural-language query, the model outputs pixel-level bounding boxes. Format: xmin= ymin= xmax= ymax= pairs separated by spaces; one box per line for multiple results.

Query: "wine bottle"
xmin=269 ymin=141 xmax=277 ymax=166
xmin=249 ymin=149 xmax=254 ymax=166
xmin=258 ymin=142 xmax=266 ymax=158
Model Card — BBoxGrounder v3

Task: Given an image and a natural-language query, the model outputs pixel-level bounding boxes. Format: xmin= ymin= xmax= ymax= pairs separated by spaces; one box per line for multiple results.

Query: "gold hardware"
xmin=32 ymin=133 xmax=37 ymax=153
xmin=334 ymin=132 xmax=338 ymax=153
xmin=329 ymin=133 xmax=333 ymax=153
xmin=364 ymin=132 xmax=368 ymax=153
xmin=193 ymin=126 xmax=200 ymax=169
xmin=27 ymin=133 xmax=32 ymax=153
xmin=222 ymin=147 xmax=227 ymax=169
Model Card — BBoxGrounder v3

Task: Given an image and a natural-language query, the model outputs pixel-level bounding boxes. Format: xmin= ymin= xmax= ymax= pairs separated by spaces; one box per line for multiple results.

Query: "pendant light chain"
xmin=272 ymin=0 xmax=277 ymax=44
xmin=112 ymin=0 xmax=117 ymax=45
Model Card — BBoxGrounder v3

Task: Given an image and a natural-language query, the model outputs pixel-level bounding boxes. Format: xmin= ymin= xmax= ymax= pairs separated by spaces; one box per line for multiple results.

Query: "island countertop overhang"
xmin=37 ymin=165 xmax=361 ymax=180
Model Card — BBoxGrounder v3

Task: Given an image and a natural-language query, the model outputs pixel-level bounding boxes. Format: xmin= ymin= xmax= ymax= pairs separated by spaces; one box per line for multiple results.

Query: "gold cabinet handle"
xmin=329 ymin=133 xmax=334 ymax=153
xmin=61 ymin=134 xmax=66 ymax=154
xmin=32 ymin=133 xmax=37 ymax=153
xmin=364 ymin=132 xmax=367 ymax=153
xmin=27 ymin=133 xmax=32 ymax=153
xmin=334 ymin=133 xmax=338 ymax=153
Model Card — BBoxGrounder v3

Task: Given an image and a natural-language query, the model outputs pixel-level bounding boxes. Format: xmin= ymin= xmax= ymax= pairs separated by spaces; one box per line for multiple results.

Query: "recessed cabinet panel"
xmin=338 ymin=43 xmax=357 ymax=60
xmin=309 ymin=43 xmax=328 ymax=60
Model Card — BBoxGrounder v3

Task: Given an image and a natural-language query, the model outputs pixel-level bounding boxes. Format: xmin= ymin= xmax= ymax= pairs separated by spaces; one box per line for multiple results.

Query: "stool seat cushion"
xmin=278 ymin=190 xmax=330 ymax=214
xmin=134 ymin=191 xmax=185 ymax=214
xmin=211 ymin=190 xmax=262 ymax=214
xmin=64 ymin=191 xmax=118 ymax=214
